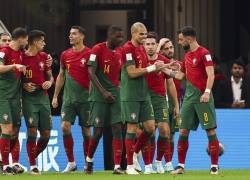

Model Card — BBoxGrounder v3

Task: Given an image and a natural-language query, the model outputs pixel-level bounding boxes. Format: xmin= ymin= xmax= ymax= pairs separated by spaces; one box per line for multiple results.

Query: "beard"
xmin=166 ymin=53 xmax=174 ymax=59
xmin=183 ymin=44 xmax=190 ymax=52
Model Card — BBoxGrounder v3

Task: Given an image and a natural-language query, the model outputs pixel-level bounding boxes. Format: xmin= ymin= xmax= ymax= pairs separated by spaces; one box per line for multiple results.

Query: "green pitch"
xmin=1 ymin=170 xmax=250 ymax=180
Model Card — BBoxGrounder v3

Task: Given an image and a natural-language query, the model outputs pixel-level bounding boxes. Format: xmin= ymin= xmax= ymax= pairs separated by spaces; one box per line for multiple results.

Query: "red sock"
xmin=141 ymin=142 xmax=151 ymax=165
xmin=125 ymin=133 xmax=136 ymax=165
xmin=164 ymin=141 xmax=174 ymax=162
xmin=35 ymin=137 xmax=49 ymax=158
xmin=208 ymin=138 xmax=219 ymax=165
xmin=63 ymin=134 xmax=74 ymax=162
xmin=156 ymin=136 xmax=167 ymax=161
xmin=0 ymin=134 xmax=11 ymax=166
xmin=134 ymin=131 xmax=151 ymax=154
xmin=10 ymin=138 xmax=20 ymax=163
xmin=177 ymin=135 xmax=189 ymax=164
xmin=26 ymin=137 xmax=37 ymax=166
xmin=87 ymin=138 xmax=100 ymax=159
xmin=150 ymin=136 xmax=155 ymax=163
xmin=112 ymin=138 xmax=123 ymax=165
xmin=83 ymin=137 xmax=90 ymax=160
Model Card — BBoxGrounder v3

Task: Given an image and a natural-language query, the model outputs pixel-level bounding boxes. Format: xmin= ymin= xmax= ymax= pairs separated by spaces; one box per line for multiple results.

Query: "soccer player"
xmin=0 ymin=27 xmax=27 ymax=175
xmin=143 ymin=32 xmax=179 ymax=174
xmin=22 ymin=30 xmax=54 ymax=175
xmin=85 ymin=26 xmax=124 ymax=175
xmin=52 ymin=26 xmax=91 ymax=173
xmin=158 ymin=38 xmax=182 ymax=172
xmin=121 ymin=22 xmax=165 ymax=175
xmin=0 ymin=33 xmax=11 ymax=47
xmin=163 ymin=26 xmax=220 ymax=175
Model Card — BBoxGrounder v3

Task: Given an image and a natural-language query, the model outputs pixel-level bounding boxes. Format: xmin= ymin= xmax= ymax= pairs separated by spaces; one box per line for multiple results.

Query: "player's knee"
xmin=127 ymin=123 xmax=137 ymax=133
xmin=61 ymin=121 xmax=71 ymax=134
xmin=28 ymin=128 xmax=37 ymax=137
xmin=206 ymin=128 xmax=216 ymax=136
xmin=81 ymin=126 xmax=91 ymax=137
xmin=145 ymin=125 xmax=155 ymax=135
xmin=40 ymin=130 xmax=51 ymax=138
xmin=180 ymin=129 xmax=189 ymax=136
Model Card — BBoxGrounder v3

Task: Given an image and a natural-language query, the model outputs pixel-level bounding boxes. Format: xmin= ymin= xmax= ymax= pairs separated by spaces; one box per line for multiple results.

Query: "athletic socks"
xmin=63 ymin=134 xmax=75 ymax=162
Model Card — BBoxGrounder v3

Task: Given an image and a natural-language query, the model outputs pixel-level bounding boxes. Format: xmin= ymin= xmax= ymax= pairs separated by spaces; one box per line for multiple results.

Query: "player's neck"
xmin=106 ymin=41 xmax=116 ymax=50
xmin=26 ymin=46 xmax=39 ymax=56
xmin=190 ymin=41 xmax=199 ymax=52
xmin=131 ymin=39 xmax=140 ymax=47
xmin=9 ymin=41 xmax=21 ymax=51
xmin=148 ymin=53 xmax=158 ymax=60
xmin=72 ymin=43 xmax=85 ymax=52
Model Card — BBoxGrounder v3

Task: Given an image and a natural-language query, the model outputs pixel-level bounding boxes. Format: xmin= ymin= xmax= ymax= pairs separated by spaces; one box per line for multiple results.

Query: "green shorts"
xmin=150 ymin=92 xmax=169 ymax=123
xmin=0 ymin=99 xmax=21 ymax=127
xmin=180 ymin=98 xmax=217 ymax=131
xmin=90 ymin=101 xmax=122 ymax=127
xmin=121 ymin=100 xmax=154 ymax=124
xmin=61 ymin=101 xmax=90 ymax=127
xmin=23 ymin=99 xmax=52 ymax=131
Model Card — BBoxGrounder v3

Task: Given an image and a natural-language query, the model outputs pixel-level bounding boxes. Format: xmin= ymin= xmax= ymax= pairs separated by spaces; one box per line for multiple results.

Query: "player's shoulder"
xmin=61 ymin=48 xmax=73 ymax=58
xmin=91 ymin=42 xmax=106 ymax=51
xmin=198 ymin=46 xmax=210 ymax=55
xmin=122 ymin=41 xmax=134 ymax=51
xmin=0 ymin=46 xmax=11 ymax=55
xmin=38 ymin=51 xmax=48 ymax=59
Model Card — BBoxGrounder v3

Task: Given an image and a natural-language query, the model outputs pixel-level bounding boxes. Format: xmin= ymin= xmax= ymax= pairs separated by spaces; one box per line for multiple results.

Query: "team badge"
xmin=95 ymin=117 xmax=100 ymax=124
xmin=131 ymin=113 xmax=137 ymax=120
xmin=3 ymin=114 xmax=8 ymax=121
xmin=39 ymin=62 xmax=45 ymax=70
xmin=29 ymin=117 xmax=33 ymax=124
xmin=61 ymin=112 xmax=65 ymax=119
xmin=80 ymin=58 xmax=86 ymax=66
xmin=192 ymin=58 xmax=197 ymax=65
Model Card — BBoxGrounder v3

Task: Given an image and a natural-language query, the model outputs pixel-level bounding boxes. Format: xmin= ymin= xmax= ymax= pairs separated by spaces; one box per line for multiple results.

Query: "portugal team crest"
xmin=95 ymin=117 xmax=100 ymax=124
xmin=80 ymin=58 xmax=86 ymax=66
xmin=39 ymin=61 xmax=45 ymax=70
xmin=3 ymin=114 xmax=8 ymax=121
xmin=131 ymin=113 xmax=137 ymax=120
xmin=29 ymin=117 xmax=33 ymax=124
xmin=192 ymin=58 xmax=197 ymax=65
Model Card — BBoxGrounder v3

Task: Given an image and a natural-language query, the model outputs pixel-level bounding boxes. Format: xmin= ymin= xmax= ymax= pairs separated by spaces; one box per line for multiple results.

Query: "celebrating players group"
xmin=0 ymin=22 xmax=221 ymax=176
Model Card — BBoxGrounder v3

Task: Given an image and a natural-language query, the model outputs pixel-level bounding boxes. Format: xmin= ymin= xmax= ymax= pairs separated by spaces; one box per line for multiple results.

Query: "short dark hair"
xmin=147 ymin=31 xmax=158 ymax=41
xmin=178 ymin=26 xmax=196 ymax=37
xmin=0 ymin=32 xmax=11 ymax=38
xmin=28 ymin=30 xmax=46 ymax=45
xmin=232 ymin=58 xmax=245 ymax=68
xmin=71 ymin=25 xmax=86 ymax=35
xmin=107 ymin=25 xmax=123 ymax=35
xmin=11 ymin=27 xmax=28 ymax=40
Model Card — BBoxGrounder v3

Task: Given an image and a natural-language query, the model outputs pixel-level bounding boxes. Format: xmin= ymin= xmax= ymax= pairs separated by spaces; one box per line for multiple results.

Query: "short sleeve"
xmin=202 ymin=49 xmax=213 ymax=67
xmin=87 ymin=45 xmax=101 ymax=67
xmin=123 ymin=45 xmax=135 ymax=66
xmin=60 ymin=52 xmax=66 ymax=69
xmin=0 ymin=50 xmax=7 ymax=65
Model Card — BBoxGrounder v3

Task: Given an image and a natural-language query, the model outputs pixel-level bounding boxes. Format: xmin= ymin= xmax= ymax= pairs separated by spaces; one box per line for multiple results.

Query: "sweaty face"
xmin=231 ymin=64 xmax=244 ymax=78
xmin=0 ymin=35 xmax=11 ymax=47
xmin=34 ymin=36 xmax=46 ymax=51
xmin=161 ymin=41 xmax=174 ymax=59
xmin=69 ymin=28 xmax=84 ymax=45
xmin=109 ymin=31 xmax=124 ymax=47
xmin=132 ymin=27 xmax=147 ymax=45
xmin=144 ymin=38 xmax=157 ymax=57
xmin=178 ymin=33 xmax=190 ymax=51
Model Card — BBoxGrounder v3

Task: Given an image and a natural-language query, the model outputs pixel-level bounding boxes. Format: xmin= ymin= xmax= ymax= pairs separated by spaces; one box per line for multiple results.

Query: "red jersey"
xmin=89 ymin=42 xmax=122 ymax=87
xmin=183 ymin=46 xmax=213 ymax=92
xmin=0 ymin=46 xmax=22 ymax=79
xmin=145 ymin=54 xmax=170 ymax=96
xmin=60 ymin=47 xmax=91 ymax=91
xmin=122 ymin=41 xmax=148 ymax=68
xmin=22 ymin=52 xmax=50 ymax=86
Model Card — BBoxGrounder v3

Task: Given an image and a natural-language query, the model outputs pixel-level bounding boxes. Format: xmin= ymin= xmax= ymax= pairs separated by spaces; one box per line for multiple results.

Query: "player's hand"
xmin=46 ymin=54 xmax=53 ymax=67
xmin=200 ymin=92 xmax=210 ymax=103
xmin=102 ymin=90 xmax=116 ymax=102
xmin=175 ymin=113 xmax=181 ymax=127
xmin=154 ymin=61 xmax=165 ymax=71
xmin=42 ymin=81 xmax=52 ymax=90
xmin=165 ymin=61 xmax=181 ymax=71
xmin=23 ymin=82 xmax=36 ymax=92
xmin=52 ymin=97 xmax=58 ymax=108
xmin=14 ymin=64 xmax=26 ymax=74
